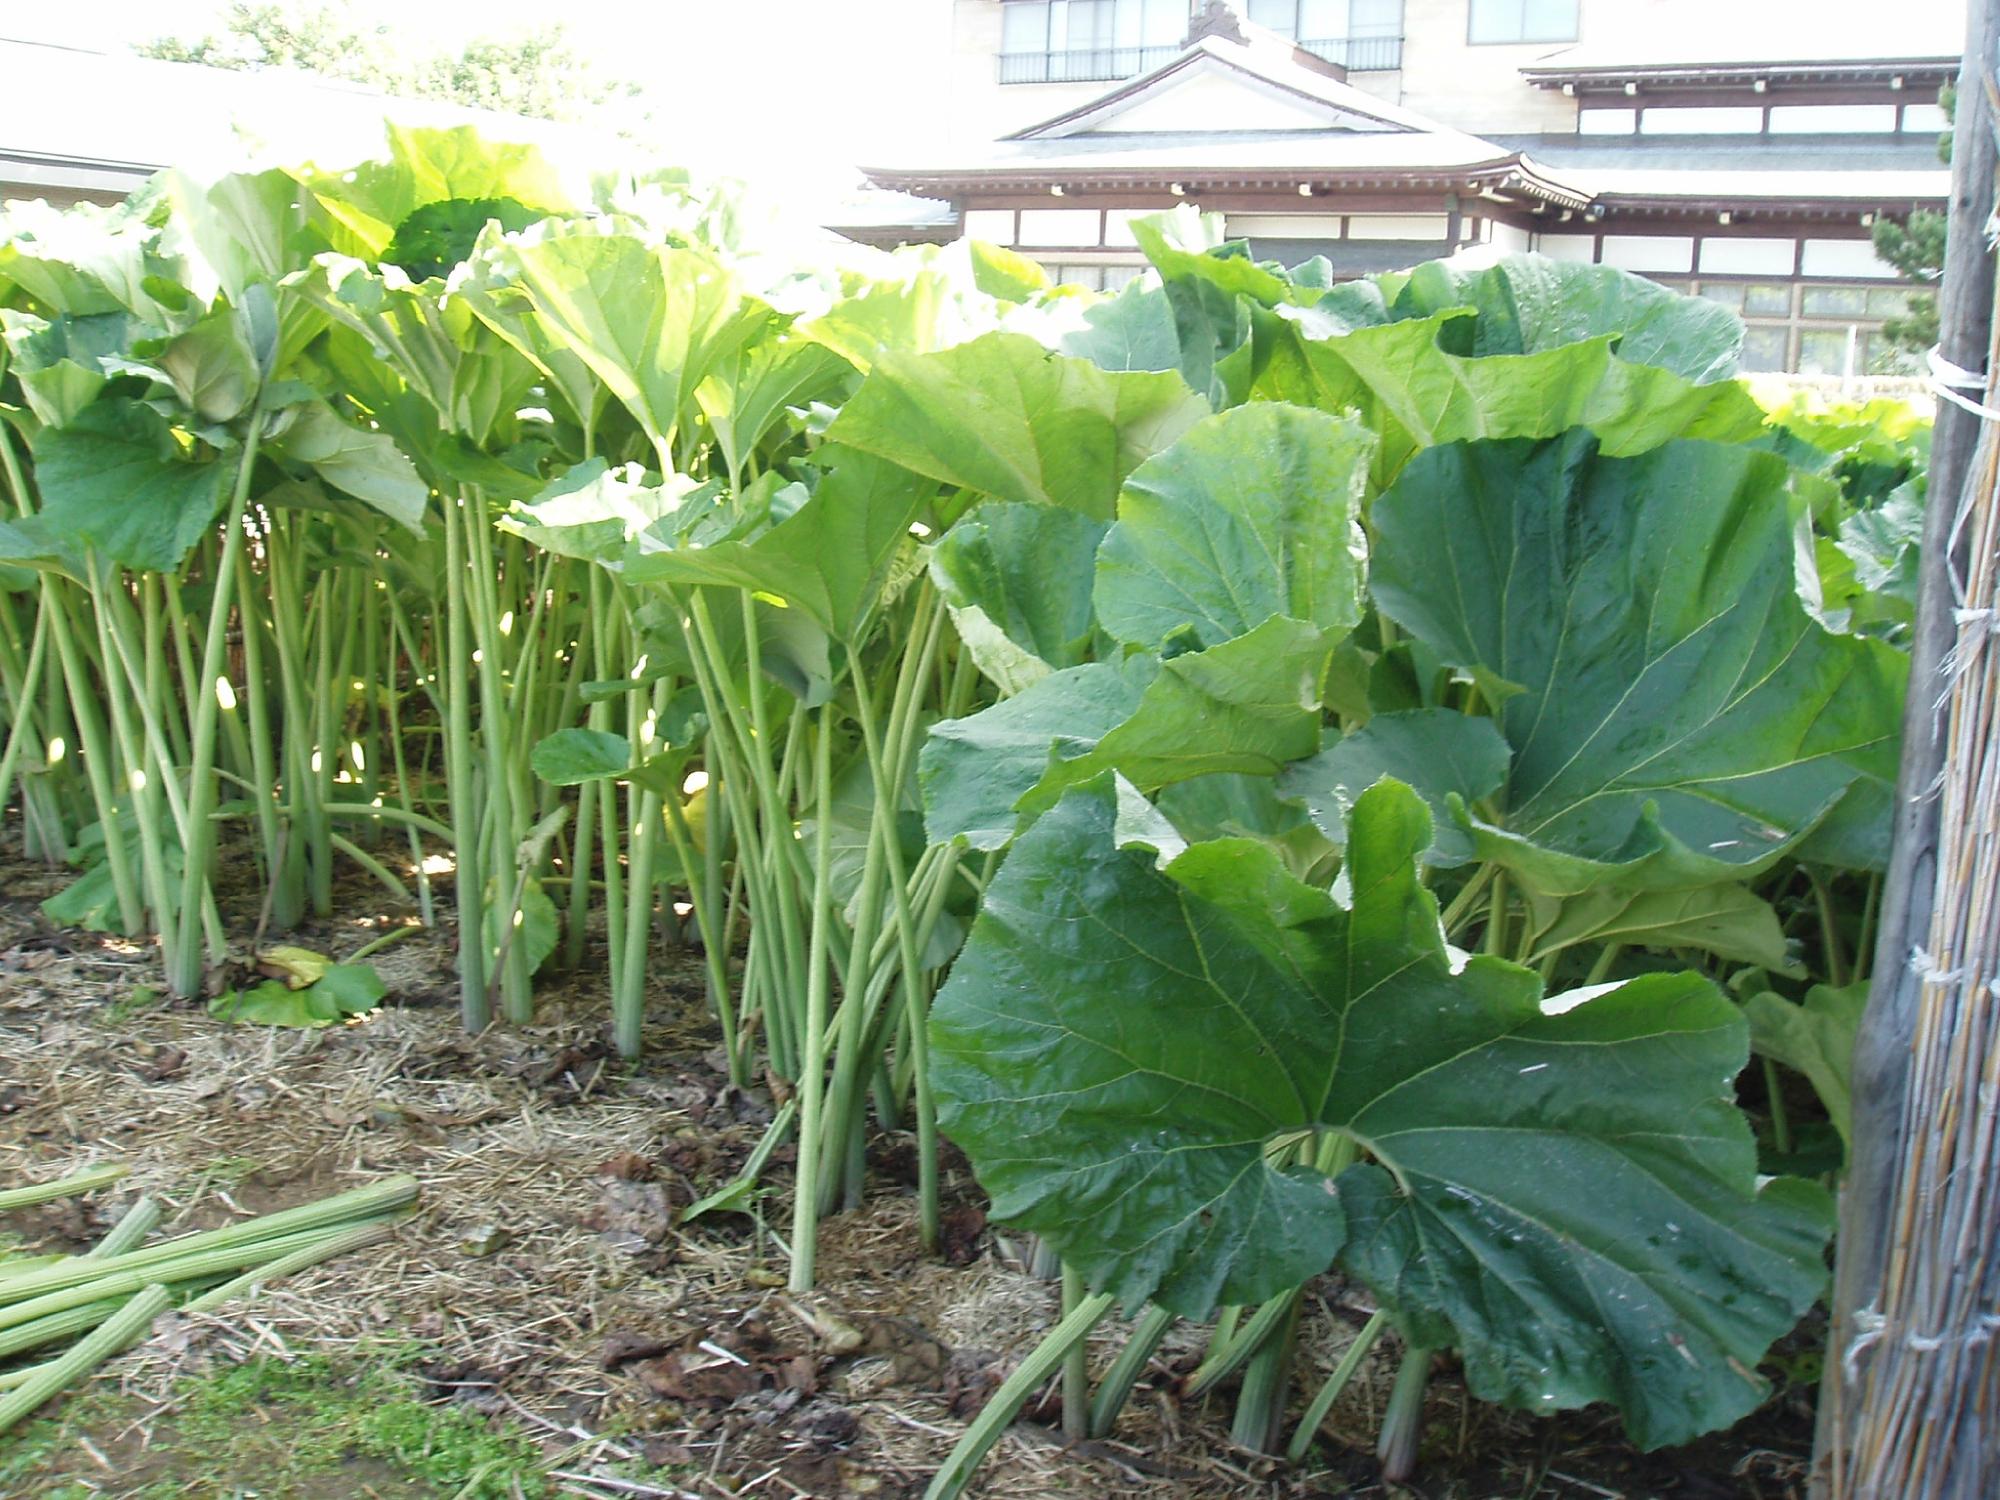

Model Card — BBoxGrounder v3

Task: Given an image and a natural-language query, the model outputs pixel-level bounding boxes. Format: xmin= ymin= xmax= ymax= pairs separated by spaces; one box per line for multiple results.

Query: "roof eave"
xmin=1522 ymin=57 xmax=1959 ymax=91
xmin=862 ymin=156 xmax=1593 ymax=212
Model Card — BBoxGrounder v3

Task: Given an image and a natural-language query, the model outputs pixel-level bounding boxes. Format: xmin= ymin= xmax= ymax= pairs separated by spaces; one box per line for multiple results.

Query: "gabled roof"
xmin=1007 ymin=33 xmax=1450 ymax=141
xmin=858 ymin=4 xmax=1949 ymax=227
xmin=871 ymin=16 xmax=1555 ymax=198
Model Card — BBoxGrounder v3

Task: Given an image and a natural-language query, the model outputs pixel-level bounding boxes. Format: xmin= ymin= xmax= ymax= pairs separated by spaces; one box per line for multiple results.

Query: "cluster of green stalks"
xmin=0 ymin=1166 xmax=417 ymax=1436
xmin=0 ymin=129 xmax=999 ymax=1291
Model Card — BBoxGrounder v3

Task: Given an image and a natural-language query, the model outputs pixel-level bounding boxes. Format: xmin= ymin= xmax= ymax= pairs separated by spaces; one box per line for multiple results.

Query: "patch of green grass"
xmin=98 ymin=984 xmax=162 ymax=1026
xmin=1 ymin=1342 xmax=552 ymax=1499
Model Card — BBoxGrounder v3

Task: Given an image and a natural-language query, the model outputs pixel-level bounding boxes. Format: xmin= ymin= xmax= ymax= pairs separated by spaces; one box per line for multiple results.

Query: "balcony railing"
xmin=1299 ymin=34 xmax=1404 ymax=72
xmin=999 ymin=44 xmax=1182 ymax=84
xmin=999 ymin=34 xmax=1403 ymax=85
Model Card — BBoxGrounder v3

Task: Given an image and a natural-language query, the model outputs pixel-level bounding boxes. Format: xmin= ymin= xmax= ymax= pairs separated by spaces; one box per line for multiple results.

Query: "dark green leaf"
xmin=1095 ymin=403 xmax=1370 ymax=652
xmin=1371 ymin=434 xmax=1906 ymax=893
xmin=931 ymin=778 xmax=1832 ymax=1446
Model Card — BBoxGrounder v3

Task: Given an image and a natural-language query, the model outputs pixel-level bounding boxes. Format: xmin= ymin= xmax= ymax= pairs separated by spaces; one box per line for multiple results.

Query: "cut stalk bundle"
xmin=0 ymin=1173 xmax=416 ymax=1435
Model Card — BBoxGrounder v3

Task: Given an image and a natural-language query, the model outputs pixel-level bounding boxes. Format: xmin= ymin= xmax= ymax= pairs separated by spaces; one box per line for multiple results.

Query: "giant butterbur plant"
xmin=0 ymin=139 xmax=1931 ymax=1483
xmin=893 ymin=253 xmax=1909 ymax=1490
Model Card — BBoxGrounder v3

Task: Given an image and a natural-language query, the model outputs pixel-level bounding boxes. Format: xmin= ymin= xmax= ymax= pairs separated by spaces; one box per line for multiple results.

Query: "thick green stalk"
xmin=1187 ymin=1288 xmax=1297 ymax=1400
xmin=86 ymin=560 xmax=183 ymax=959
xmin=1230 ymin=1291 xmax=1300 ymax=1453
xmin=0 ymin=1285 xmax=171 ymax=1438
xmin=231 ymin=549 xmax=284 ymax=898
xmin=1377 ymin=1342 xmax=1434 ymax=1483
xmin=87 ymin=1197 xmax=161 ymax=1260
xmin=1061 ymin=1262 xmax=1092 ymax=1438
xmin=0 ymin=1176 xmax=416 ymax=1307
xmin=0 ymin=604 xmax=50 ymax=836
xmin=443 ymin=492 xmax=489 ymax=1029
xmin=0 ymin=1165 xmax=127 ymax=1212
xmin=1286 ymin=1309 xmax=1389 ymax=1463
xmin=1088 ymin=1303 xmax=1178 ymax=1438
xmin=924 ymin=1292 xmax=1116 ymax=1500
xmin=852 ymin=667 xmax=940 ymax=1250
xmin=308 ymin=569 xmax=339 ymax=916
xmin=169 ymin=408 xmax=265 ymax=995
xmin=44 ymin=588 xmax=144 ymax=933
xmin=789 ymin=713 xmax=838 ymax=1293
xmin=264 ymin=531 xmax=313 ymax=927
xmin=661 ymin=789 xmax=738 ymax=1082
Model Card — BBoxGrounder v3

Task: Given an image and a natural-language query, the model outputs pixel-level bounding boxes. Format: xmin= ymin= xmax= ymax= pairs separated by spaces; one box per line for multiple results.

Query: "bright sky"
xmin=3 ymin=1 xmax=950 ymax=191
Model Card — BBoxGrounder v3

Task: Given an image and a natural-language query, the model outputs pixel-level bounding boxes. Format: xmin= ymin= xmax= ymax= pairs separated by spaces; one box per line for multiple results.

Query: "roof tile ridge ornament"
xmin=1185 ymin=1 xmax=1251 ymax=49
xmin=1188 ymin=0 xmax=1348 ymax=82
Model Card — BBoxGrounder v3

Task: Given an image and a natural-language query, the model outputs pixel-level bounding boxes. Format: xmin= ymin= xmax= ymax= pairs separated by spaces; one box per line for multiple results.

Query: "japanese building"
xmin=852 ymin=0 xmax=1961 ymax=374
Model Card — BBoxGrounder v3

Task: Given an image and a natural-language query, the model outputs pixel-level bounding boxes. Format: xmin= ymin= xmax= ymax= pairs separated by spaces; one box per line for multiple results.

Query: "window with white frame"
xmin=1244 ymin=0 xmax=1403 ymax=67
xmin=999 ymin=0 xmax=1192 ymax=82
xmin=1467 ymin=0 xmax=1578 ymax=44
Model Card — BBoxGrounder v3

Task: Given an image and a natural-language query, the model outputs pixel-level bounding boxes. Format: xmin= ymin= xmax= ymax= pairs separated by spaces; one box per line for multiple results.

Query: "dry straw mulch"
xmin=0 ymin=876 xmax=1811 ymax=1499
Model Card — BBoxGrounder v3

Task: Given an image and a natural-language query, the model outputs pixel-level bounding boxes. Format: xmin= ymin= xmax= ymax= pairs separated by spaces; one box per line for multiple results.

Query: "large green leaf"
xmin=1380 ymin=256 xmax=1744 ymax=383
xmin=30 ymin=399 xmax=230 ymax=573
xmin=1056 ymin=280 xmax=1182 ymax=375
xmin=1257 ymin=314 xmax=1769 ymax=488
xmin=291 ymin=256 xmax=537 ymax=445
xmin=1127 ymin=214 xmax=1281 ymax=407
xmin=503 ymin=230 xmax=771 ymax=463
xmin=1522 ymin=884 xmax=1796 ymax=971
xmin=1095 ymin=403 xmax=1370 ymax=651
xmin=1744 ymin=981 xmax=1866 ymax=1145
xmin=921 ymin=616 xmax=1328 ymax=849
xmin=930 ymin=777 xmax=1831 ymax=1446
xmin=1279 ymin=709 xmax=1509 ymax=868
xmin=694 ymin=335 xmax=853 ymax=489
xmin=827 ymin=331 xmax=1209 ymax=519
xmin=929 ymin=502 xmax=1108 ymax=694
xmin=270 ymin=403 xmax=429 ymax=530
xmin=151 ymin=301 xmax=264 ymax=424
xmin=1371 ymin=433 xmax=1906 ymax=894
xmin=623 ymin=448 xmax=928 ymax=642
xmin=1 ymin=310 xmax=136 ymax=429
xmin=305 ymin=123 xmax=570 ymax=259
xmin=500 ymin=460 xmax=698 ymax=563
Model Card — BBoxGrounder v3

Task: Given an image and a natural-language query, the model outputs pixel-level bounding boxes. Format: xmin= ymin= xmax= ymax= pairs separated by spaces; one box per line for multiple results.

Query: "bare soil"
xmin=0 ymin=853 xmax=1819 ymax=1499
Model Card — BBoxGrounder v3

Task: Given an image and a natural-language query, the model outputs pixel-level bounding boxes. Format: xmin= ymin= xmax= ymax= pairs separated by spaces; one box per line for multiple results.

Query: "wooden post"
xmin=1813 ymin=2 xmax=2000 ymax=1494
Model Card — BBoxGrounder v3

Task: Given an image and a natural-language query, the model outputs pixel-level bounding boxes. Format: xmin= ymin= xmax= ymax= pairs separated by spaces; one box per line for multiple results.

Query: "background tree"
xmin=1873 ymin=83 xmax=1955 ymax=357
xmin=136 ymin=2 xmax=637 ymax=124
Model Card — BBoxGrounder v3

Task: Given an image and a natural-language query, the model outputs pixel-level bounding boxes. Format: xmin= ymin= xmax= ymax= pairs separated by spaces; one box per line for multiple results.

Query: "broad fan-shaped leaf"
xmin=304 ymin=124 xmax=570 ymax=259
xmin=1057 ymin=280 xmax=1182 ymax=375
xmin=1743 ymin=981 xmax=1866 ymax=1145
xmin=930 ymin=777 xmax=1831 ymax=1448
xmin=1521 ymin=884 xmax=1795 ymax=971
xmin=922 ymin=616 xmax=1329 ymax=849
xmin=930 ymin=502 xmax=1108 ymax=694
xmin=1371 ymin=433 xmax=1906 ymax=894
xmin=1257 ymin=313 xmax=1768 ymax=488
xmin=499 ymin=460 xmax=698 ymax=563
xmin=623 ymin=448 xmax=927 ymax=642
xmin=29 ymin=398 xmax=229 ymax=573
xmin=1094 ymin=403 xmax=1371 ymax=651
xmin=502 ymin=231 xmax=772 ymax=463
xmin=1381 ymin=255 xmax=1744 ymax=383
xmin=827 ymin=331 xmax=1209 ymax=519
xmin=1279 ymin=708 xmax=1509 ymax=868
xmin=271 ymin=402 xmax=428 ymax=530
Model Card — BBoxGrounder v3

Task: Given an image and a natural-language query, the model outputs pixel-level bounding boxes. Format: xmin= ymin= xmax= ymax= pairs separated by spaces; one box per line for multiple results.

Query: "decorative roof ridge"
xmin=1002 ymin=24 xmax=1452 ymax=143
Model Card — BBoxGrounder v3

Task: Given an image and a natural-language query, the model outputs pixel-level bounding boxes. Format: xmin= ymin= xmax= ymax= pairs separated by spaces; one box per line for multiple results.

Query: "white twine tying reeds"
xmin=1825 ymin=363 xmax=2000 ymax=1495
